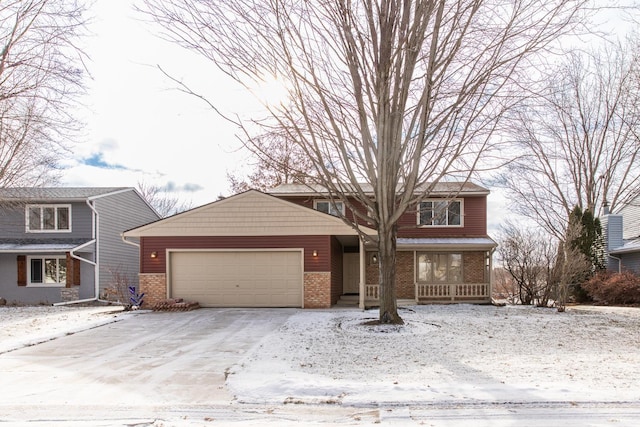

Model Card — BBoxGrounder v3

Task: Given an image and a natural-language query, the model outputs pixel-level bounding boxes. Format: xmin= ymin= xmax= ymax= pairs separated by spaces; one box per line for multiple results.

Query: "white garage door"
xmin=169 ymin=250 xmax=303 ymax=307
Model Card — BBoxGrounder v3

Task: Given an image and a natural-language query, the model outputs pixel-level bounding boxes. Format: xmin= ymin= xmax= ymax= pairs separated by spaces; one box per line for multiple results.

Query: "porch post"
xmin=359 ymin=237 xmax=365 ymax=310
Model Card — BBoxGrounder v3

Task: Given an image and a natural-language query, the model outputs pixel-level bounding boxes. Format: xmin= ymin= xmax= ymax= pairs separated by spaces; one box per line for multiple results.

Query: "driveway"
xmin=0 ymin=308 xmax=296 ymax=420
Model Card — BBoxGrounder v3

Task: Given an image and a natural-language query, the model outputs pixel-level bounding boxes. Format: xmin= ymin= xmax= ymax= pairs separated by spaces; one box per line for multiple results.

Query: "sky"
xmin=62 ymin=0 xmax=262 ymax=207
xmin=60 ymin=1 xmax=635 ymax=231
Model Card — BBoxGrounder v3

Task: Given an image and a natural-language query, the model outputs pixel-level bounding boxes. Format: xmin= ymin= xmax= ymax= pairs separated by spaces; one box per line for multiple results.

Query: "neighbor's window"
xmin=417 ymin=253 xmax=462 ymax=283
xmin=28 ymin=256 xmax=67 ymax=286
xmin=314 ymin=200 xmax=345 ymax=216
xmin=418 ymin=200 xmax=461 ymax=226
xmin=26 ymin=205 xmax=71 ymax=232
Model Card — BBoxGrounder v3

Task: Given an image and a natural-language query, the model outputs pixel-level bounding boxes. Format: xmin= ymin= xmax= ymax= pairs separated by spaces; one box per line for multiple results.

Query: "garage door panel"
xmin=170 ymin=251 xmax=302 ymax=307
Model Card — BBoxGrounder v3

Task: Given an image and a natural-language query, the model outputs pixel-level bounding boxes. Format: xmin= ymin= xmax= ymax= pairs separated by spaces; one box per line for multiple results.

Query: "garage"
xmin=169 ymin=250 xmax=303 ymax=307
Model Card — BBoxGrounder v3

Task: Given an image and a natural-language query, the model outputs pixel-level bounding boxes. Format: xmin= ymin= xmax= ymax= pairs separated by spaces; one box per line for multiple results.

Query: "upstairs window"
xmin=314 ymin=200 xmax=345 ymax=217
xmin=418 ymin=200 xmax=462 ymax=226
xmin=26 ymin=205 xmax=71 ymax=232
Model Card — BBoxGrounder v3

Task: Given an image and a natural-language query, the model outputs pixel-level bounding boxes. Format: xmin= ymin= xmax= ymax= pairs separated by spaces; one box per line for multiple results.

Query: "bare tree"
xmin=502 ymin=41 xmax=640 ymax=239
xmin=498 ymin=222 xmax=558 ymax=307
xmin=227 ymin=132 xmax=314 ymax=193
xmin=137 ymin=181 xmax=193 ymax=217
xmin=0 ymin=0 xmax=88 ymax=188
xmin=140 ymin=0 xmax=589 ymax=323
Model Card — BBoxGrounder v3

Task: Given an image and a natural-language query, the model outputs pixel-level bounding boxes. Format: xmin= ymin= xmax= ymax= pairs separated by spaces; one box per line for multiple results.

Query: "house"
xmin=0 ymin=188 xmax=160 ymax=305
xmin=601 ymin=202 xmax=640 ymax=274
xmin=123 ymin=182 xmax=496 ymax=309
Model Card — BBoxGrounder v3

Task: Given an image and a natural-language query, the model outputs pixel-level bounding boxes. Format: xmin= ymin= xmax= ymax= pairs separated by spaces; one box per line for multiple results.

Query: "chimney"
xmin=603 ymin=199 xmax=610 ymax=215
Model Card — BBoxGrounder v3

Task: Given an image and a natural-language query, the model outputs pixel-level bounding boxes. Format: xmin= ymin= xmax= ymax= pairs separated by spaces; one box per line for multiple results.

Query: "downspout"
xmin=609 ymin=254 xmax=622 ymax=274
xmin=54 ymin=198 xmax=106 ymax=306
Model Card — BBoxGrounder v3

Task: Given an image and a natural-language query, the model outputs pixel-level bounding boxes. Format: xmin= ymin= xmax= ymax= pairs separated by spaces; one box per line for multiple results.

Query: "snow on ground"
xmin=0 ymin=304 xmax=126 ymax=354
xmin=227 ymin=304 xmax=640 ymax=407
xmin=1 ymin=303 xmax=639 ymax=426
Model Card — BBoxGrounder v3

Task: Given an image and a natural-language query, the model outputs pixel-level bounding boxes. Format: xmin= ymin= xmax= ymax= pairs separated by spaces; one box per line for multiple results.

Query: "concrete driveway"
xmin=0 ymin=308 xmax=296 ymax=420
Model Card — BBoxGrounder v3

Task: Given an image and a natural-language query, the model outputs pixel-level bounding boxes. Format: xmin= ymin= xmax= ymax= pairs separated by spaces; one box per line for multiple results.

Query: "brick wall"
xmin=464 ymin=251 xmax=486 ymax=283
xmin=396 ymin=251 xmax=415 ymax=299
xmin=304 ymin=272 xmax=332 ymax=308
xmin=139 ymin=273 xmax=167 ymax=307
xmin=365 ymin=251 xmax=415 ymax=299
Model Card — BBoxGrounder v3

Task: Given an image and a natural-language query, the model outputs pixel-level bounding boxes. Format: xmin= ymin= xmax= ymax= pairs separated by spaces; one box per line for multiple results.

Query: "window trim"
xmin=416 ymin=252 xmax=464 ymax=284
xmin=25 ymin=204 xmax=72 ymax=233
xmin=26 ymin=255 xmax=67 ymax=287
xmin=313 ymin=199 xmax=345 ymax=216
xmin=417 ymin=199 xmax=463 ymax=227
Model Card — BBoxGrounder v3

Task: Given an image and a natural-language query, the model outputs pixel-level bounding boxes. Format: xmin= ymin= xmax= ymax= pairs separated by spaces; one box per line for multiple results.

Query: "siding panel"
xmin=141 ymin=235 xmax=332 ymax=274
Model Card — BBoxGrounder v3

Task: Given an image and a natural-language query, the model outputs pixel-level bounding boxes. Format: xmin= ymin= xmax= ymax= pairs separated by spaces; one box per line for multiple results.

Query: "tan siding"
xmin=126 ymin=191 xmax=373 ymax=237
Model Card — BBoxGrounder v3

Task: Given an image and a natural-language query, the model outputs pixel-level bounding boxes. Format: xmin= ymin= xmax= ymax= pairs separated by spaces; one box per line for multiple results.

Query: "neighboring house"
xmin=602 ymin=202 xmax=640 ymax=274
xmin=0 ymin=188 xmax=160 ymax=305
xmin=123 ymin=182 xmax=497 ymax=309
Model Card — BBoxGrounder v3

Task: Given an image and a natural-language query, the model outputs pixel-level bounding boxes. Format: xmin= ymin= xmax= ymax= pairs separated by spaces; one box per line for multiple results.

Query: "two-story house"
xmin=601 ymin=201 xmax=640 ymax=274
xmin=0 ymin=188 xmax=160 ymax=305
xmin=123 ymin=182 xmax=496 ymax=309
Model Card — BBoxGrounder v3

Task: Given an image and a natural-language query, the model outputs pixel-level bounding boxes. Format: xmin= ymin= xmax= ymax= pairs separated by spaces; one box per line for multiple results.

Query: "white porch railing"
xmin=364 ymin=283 xmax=490 ymax=303
xmin=416 ymin=283 xmax=489 ymax=301
xmin=365 ymin=284 xmax=379 ymax=300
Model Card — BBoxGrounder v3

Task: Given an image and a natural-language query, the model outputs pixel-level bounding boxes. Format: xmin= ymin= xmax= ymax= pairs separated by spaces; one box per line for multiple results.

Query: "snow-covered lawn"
xmin=228 ymin=304 xmax=640 ymax=407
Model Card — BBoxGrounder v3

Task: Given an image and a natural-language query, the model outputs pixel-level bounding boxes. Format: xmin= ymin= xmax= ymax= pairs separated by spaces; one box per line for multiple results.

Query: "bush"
xmin=583 ymin=271 xmax=640 ymax=305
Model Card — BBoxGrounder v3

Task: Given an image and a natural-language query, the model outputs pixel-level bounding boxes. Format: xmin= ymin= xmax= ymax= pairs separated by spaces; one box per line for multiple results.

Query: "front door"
xmin=343 ymin=252 xmax=360 ymax=294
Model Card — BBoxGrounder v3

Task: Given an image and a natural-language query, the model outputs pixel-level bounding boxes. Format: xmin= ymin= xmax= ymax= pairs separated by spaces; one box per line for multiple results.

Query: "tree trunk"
xmin=377 ymin=223 xmax=403 ymax=324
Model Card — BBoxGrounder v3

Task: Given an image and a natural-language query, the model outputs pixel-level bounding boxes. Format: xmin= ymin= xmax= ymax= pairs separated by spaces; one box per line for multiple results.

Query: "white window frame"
xmin=416 ymin=252 xmax=463 ymax=283
xmin=313 ymin=199 xmax=345 ymax=217
xmin=25 ymin=204 xmax=72 ymax=233
xmin=417 ymin=199 xmax=463 ymax=227
xmin=27 ymin=255 xmax=67 ymax=287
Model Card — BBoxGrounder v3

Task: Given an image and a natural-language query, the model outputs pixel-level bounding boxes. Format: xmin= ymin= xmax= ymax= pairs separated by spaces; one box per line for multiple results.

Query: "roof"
xmin=123 ymin=190 xmax=377 ymax=238
xmin=396 ymin=237 xmax=497 ymax=250
xmin=609 ymin=238 xmax=640 ymax=255
xmin=0 ymin=187 xmax=132 ymax=201
xmin=0 ymin=238 xmax=94 ymax=253
xmin=269 ymin=181 xmax=489 ymax=197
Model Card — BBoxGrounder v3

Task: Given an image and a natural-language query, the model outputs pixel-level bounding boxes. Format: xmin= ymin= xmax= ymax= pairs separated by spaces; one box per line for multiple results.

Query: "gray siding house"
xmin=0 ymin=188 xmax=160 ymax=305
xmin=602 ymin=202 xmax=640 ymax=274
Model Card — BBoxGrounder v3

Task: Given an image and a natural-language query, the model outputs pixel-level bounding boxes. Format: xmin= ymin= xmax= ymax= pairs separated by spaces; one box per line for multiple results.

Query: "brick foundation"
xmin=139 ymin=273 xmax=167 ymax=307
xmin=304 ymin=272 xmax=332 ymax=308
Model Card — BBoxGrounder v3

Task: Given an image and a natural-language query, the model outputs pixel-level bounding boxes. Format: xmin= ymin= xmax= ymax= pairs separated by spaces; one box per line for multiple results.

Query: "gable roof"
xmin=123 ymin=190 xmax=377 ymax=238
xmin=0 ymin=187 xmax=132 ymax=201
xmin=269 ymin=181 xmax=489 ymax=197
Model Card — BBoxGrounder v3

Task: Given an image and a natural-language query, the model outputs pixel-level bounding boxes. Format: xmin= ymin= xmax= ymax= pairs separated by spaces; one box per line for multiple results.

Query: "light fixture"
xmin=372 ymin=253 xmax=378 ymax=264
xmin=150 ymin=251 xmax=158 ymax=259
xmin=312 ymin=250 xmax=318 ymax=257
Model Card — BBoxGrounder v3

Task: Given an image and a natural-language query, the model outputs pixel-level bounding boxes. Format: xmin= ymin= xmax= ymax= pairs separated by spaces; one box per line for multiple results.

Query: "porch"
xmin=363 ymin=282 xmax=491 ymax=307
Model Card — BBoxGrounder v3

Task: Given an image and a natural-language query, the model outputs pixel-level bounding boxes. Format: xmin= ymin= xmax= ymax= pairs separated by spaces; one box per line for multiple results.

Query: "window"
xmin=417 ymin=253 xmax=462 ymax=283
xmin=418 ymin=200 xmax=461 ymax=226
xmin=26 ymin=205 xmax=71 ymax=232
xmin=314 ymin=200 xmax=345 ymax=216
xmin=28 ymin=256 xmax=67 ymax=286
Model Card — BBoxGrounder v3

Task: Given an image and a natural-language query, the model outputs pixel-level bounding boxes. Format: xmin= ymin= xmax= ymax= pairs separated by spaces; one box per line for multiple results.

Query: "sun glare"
xmin=251 ymin=75 xmax=290 ymax=107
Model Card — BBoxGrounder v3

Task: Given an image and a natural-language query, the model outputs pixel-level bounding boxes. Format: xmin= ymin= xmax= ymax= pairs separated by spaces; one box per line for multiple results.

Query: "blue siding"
xmin=93 ymin=190 xmax=159 ymax=296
